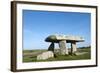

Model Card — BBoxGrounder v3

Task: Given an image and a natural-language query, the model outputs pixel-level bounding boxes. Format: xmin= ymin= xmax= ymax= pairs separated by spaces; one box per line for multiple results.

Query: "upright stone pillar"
xmin=59 ymin=40 xmax=68 ymax=55
xmin=48 ymin=42 xmax=54 ymax=52
xmin=71 ymin=42 xmax=77 ymax=54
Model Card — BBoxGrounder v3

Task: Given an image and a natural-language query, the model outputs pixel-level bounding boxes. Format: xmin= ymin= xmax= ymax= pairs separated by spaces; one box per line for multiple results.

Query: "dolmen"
xmin=45 ymin=34 xmax=84 ymax=55
xmin=37 ymin=34 xmax=84 ymax=60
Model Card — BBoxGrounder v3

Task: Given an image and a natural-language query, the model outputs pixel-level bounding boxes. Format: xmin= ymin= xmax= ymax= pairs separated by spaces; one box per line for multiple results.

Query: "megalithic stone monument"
xmin=45 ymin=34 xmax=84 ymax=55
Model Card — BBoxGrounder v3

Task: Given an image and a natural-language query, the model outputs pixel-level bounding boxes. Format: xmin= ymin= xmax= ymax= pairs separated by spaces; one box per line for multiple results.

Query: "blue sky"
xmin=23 ymin=10 xmax=91 ymax=50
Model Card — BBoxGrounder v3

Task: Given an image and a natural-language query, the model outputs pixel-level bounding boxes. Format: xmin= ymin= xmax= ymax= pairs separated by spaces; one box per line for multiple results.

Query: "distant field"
xmin=23 ymin=47 xmax=91 ymax=62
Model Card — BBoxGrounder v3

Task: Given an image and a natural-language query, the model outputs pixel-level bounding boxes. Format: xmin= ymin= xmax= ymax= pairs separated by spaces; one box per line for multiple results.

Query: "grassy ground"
xmin=23 ymin=47 xmax=91 ymax=62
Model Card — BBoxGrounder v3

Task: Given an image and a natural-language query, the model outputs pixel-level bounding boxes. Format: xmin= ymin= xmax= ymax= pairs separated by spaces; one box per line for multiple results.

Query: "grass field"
xmin=23 ymin=47 xmax=91 ymax=62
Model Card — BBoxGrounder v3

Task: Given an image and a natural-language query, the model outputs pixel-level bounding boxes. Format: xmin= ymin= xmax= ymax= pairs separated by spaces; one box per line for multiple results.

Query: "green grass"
xmin=23 ymin=48 xmax=91 ymax=62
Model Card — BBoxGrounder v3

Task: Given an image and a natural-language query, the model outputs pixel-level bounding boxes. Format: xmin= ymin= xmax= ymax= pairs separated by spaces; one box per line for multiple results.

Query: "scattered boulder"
xmin=37 ymin=51 xmax=54 ymax=60
xmin=75 ymin=52 xmax=88 ymax=55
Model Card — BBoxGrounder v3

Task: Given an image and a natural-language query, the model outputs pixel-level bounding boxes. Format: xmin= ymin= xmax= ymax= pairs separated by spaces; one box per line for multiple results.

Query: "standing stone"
xmin=71 ymin=42 xmax=77 ymax=54
xmin=48 ymin=42 xmax=54 ymax=52
xmin=59 ymin=40 xmax=68 ymax=55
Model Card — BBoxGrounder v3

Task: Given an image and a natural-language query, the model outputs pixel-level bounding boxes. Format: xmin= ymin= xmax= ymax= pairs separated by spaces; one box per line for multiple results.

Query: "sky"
xmin=23 ymin=10 xmax=91 ymax=50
